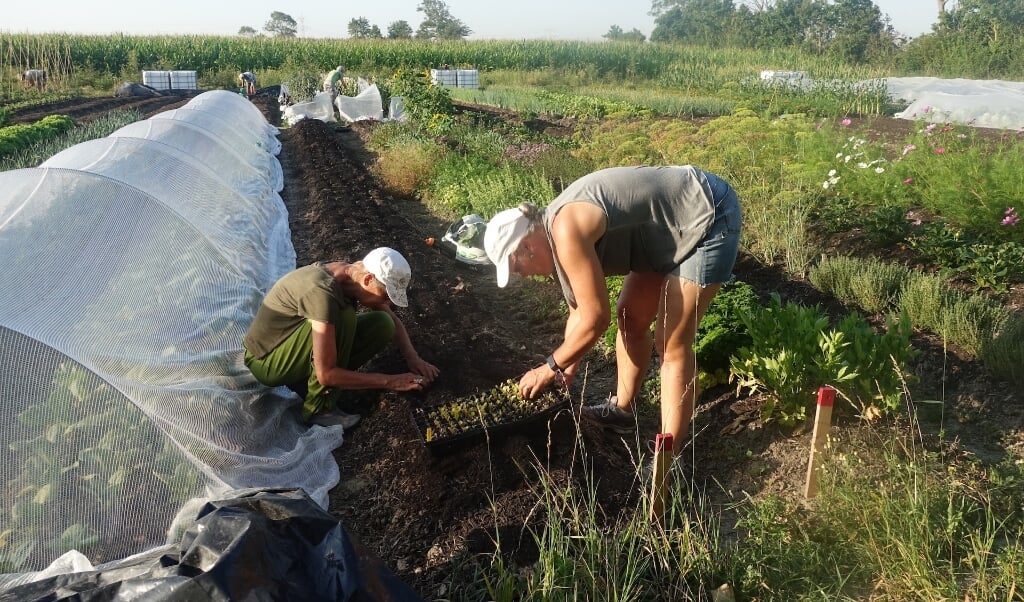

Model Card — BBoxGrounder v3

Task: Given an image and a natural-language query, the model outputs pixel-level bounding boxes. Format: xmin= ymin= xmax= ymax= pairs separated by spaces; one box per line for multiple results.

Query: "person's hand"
xmin=406 ymin=355 xmax=439 ymax=382
xmin=517 ymin=364 xmax=563 ymax=399
xmin=387 ymin=373 xmax=429 ymax=392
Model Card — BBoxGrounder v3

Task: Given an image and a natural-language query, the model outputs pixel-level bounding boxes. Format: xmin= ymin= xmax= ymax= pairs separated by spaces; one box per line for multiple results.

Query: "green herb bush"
xmin=731 ymin=293 xmax=915 ymax=424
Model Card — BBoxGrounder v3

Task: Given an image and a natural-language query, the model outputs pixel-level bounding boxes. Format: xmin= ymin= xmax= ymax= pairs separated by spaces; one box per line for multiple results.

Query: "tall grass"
xmin=448 ymin=412 xmax=1024 ymax=600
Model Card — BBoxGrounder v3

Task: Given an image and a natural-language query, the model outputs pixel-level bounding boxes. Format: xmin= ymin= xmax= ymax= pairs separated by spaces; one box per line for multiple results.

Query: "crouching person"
xmin=21 ymin=69 xmax=47 ymax=92
xmin=243 ymin=248 xmax=439 ymax=429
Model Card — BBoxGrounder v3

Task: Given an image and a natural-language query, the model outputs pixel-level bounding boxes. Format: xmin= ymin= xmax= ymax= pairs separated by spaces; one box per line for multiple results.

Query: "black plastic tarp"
xmin=1 ymin=488 xmax=423 ymax=602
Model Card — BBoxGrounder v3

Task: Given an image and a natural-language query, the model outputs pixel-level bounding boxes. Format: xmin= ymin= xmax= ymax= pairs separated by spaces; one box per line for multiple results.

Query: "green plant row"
xmin=810 ymin=255 xmax=1022 ymax=386
xmin=0 ymin=114 xmax=74 ymax=158
xmin=0 ymin=109 xmax=143 ymax=171
xmin=1 ymin=363 xmax=201 ymax=573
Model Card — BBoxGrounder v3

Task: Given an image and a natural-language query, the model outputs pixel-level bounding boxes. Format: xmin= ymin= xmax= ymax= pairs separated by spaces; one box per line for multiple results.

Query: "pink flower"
xmin=1003 ymin=207 xmax=1019 ymax=226
xmin=901 ymin=144 xmax=916 ymax=156
xmin=841 ymin=118 xmax=852 ymax=126
xmin=934 ymin=147 xmax=946 ymax=154
xmin=903 ymin=178 xmax=914 ymax=184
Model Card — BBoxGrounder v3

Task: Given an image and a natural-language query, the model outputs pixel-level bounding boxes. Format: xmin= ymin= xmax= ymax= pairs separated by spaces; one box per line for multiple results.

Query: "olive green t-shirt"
xmin=243 ymin=263 xmax=351 ymax=358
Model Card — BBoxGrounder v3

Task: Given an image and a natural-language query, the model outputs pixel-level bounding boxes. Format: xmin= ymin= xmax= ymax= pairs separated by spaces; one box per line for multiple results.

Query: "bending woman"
xmin=483 ymin=165 xmax=742 ymax=458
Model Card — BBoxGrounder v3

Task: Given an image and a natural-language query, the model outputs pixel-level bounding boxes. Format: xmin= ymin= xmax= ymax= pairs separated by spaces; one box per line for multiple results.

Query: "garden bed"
xmin=5 ymin=94 xmax=1021 ymax=599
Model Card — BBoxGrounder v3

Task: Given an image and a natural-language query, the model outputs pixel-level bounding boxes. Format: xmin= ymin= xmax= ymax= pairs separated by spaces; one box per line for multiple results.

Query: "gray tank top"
xmin=543 ymin=165 xmax=715 ymax=307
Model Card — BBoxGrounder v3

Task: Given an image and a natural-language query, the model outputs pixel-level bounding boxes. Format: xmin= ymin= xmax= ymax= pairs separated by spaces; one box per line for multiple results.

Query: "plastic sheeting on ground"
xmin=336 ymin=85 xmax=383 ymax=123
xmin=886 ymin=76 xmax=1024 ymax=131
xmin=283 ymin=91 xmax=337 ymax=126
xmin=0 ymin=489 xmax=424 ymax=602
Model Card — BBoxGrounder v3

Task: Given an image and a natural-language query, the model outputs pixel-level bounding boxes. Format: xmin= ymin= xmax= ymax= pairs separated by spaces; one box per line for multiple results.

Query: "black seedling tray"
xmin=411 ymin=385 xmax=569 ymax=456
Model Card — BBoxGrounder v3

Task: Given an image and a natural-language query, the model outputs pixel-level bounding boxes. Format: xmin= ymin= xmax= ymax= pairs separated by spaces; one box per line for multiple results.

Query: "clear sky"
xmin=1 ymin=0 xmax=940 ymax=41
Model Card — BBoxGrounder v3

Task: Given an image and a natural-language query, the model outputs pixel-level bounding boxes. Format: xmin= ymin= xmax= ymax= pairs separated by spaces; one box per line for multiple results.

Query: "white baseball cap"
xmin=363 ymin=247 xmax=411 ymax=307
xmin=484 ymin=207 xmax=531 ymax=288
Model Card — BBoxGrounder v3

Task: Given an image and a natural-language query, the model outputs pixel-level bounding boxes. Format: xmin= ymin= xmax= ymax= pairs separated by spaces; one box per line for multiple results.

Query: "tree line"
xmin=237 ymin=0 xmax=1024 ymax=79
xmin=238 ymin=0 xmax=470 ymax=41
xmin=602 ymin=0 xmax=1024 ymax=78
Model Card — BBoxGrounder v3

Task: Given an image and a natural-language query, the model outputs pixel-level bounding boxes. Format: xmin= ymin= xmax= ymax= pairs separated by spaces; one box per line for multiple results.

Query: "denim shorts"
xmin=672 ymin=174 xmax=742 ymax=286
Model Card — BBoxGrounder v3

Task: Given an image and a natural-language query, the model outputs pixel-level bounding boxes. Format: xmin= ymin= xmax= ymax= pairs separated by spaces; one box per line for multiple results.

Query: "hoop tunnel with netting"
xmin=0 ymin=91 xmax=346 ymax=580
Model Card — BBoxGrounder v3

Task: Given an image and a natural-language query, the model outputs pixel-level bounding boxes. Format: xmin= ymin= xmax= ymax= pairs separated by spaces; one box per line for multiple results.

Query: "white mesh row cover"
xmin=886 ymin=76 xmax=1024 ymax=131
xmin=336 ymin=84 xmax=384 ymax=123
xmin=150 ymin=109 xmax=284 ymax=190
xmin=41 ymin=137 xmax=294 ymax=290
xmin=283 ymin=91 xmax=337 ymax=126
xmin=0 ymin=92 xmax=343 ymax=577
xmin=184 ymin=89 xmax=282 ymax=152
xmin=109 ymin=118 xmax=283 ymax=196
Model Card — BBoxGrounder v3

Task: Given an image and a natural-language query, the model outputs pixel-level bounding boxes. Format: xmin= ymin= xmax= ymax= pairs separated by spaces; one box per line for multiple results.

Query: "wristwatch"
xmin=545 ymin=354 xmax=563 ymax=373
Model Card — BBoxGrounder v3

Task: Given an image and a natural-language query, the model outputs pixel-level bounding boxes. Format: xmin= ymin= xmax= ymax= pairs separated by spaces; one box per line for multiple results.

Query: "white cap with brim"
xmin=363 ymin=247 xmax=411 ymax=307
xmin=484 ymin=207 xmax=531 ymax=288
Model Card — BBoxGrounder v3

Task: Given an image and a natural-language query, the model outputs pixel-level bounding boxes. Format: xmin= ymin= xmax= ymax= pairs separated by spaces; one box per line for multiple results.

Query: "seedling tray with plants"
xmin=411 ymin=379 xmax=569 ymax=455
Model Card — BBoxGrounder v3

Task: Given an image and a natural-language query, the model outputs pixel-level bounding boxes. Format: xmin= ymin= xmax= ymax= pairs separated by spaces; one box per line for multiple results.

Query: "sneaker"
xmin=581 ymin=397 xmax=636 ymax=435
xmin=308 ymin=410 xmax=361 ymax=430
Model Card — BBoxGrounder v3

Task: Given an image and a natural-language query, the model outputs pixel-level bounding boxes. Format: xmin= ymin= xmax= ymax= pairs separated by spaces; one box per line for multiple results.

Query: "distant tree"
xmin=264 ymin=11 xmax=298 ymax=38
xmin=939 ymin=0 xmax=1024 ymax=39
xmin=827 ymin=0 xmax=894 ymax=61
xmin=741 ymin=0 xmax=829 ymax=48
xmin=415 ymin=0 xmax=472 ymax=40
xmin=604 ymin=25 xmax=647 ymax=42
xmin=238 ymin=25 xmax=259 ymax=37
xmin=388 ymin=20 xmax=414 ymax=39
xmin=651 ymin=0 xmax=737 ymax=45
xmin=605 ymin=24 xmax=625 ymax=38
xmin=348 ymin=17 xmax=383 ymax=38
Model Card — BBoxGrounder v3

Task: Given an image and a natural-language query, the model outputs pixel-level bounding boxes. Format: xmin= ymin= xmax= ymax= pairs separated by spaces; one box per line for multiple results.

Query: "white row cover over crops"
xmin=0 ymin=90 xmax=345 ymax=583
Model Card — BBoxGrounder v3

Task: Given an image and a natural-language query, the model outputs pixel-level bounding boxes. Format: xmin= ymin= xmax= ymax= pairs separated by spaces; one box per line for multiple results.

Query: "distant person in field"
xmin=243 ymin=247 xmax=439 ymax=430
xmin=484 ymin=166 xmax=742 ymax=475
xmin=239 ymin=71 xmax=258 ymax=97
xmin=20 ymin=69 xmax=47 ymax=92
xmin=323 ymin=66 xmax=346 ymax=100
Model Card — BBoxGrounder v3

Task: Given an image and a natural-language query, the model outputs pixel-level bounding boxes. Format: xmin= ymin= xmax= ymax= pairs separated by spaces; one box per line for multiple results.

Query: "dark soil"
xmin=2 ymin=92 xmax=200 ymax=124
xmin=5 ymin=93 xmax=1022 ymax=600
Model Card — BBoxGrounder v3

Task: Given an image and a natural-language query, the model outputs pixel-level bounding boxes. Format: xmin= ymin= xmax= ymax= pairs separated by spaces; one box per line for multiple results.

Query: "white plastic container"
xmin=169 ymin=70 xmax=198 ymax=90
xmin=142 ymin=70 xmax=172 ymax=90
xmin=456 ymin=70 xmax=479 ymax=89
xmin=429 ymin=69 xmax=457 ymax=87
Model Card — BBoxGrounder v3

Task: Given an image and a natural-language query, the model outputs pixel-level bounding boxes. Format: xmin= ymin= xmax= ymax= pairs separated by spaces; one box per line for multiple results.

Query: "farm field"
xmin=3 ymin=92 xmax=1023 ymax=599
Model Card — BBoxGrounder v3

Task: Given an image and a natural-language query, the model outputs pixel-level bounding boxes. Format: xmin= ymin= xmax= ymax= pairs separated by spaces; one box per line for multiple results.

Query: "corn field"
xmin=0 ymin=35 xmax=73 ymax=96
xmin=0 ymin=33 xmax=890 ymax=93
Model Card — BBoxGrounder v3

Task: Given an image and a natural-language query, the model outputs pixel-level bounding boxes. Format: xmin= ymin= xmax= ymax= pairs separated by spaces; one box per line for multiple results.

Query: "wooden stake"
xmin=804 ymin=386 xmax=836 ymax=499
xmin=649 ymin=433 xmax=674 ymax=524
